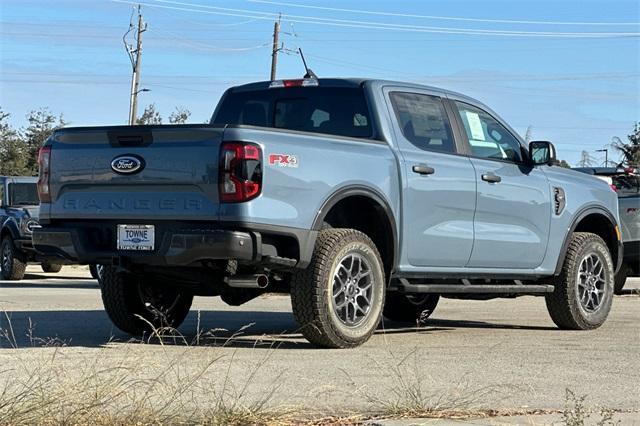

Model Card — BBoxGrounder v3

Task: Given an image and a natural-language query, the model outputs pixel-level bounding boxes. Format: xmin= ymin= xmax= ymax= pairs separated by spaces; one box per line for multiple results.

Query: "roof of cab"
xmin=229 ymin=77 xmax=480 ymax=105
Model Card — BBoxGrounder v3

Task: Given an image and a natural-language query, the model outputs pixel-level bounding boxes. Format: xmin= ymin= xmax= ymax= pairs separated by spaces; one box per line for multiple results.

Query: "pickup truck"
xmin=33 ymin=78 xmax=623 ymax=348
xmin=574 ymin=166 xmax=639 ymax=293
xmin=0 ymin=176 xmax=64 ymax=280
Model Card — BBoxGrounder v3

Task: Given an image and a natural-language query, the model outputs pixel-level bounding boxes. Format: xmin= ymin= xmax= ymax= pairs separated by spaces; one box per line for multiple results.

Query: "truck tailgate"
xmin=43 ymin=125 xmax=225 ymax=221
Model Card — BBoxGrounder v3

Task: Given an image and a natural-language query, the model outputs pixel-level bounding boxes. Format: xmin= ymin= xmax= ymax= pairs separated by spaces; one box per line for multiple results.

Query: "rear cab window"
xmin=212 ymin=85 xmax=374 ymax=139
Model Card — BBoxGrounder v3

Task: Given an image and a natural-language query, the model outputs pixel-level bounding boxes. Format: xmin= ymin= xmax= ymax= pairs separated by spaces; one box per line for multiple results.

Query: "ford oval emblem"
xmin=111 ymin=155 xmax=144 ymax=175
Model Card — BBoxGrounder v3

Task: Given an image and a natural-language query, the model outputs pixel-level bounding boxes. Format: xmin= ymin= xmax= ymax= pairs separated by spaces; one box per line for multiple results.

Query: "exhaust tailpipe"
xmin=227 ymin=274 xmax=269 ymax=289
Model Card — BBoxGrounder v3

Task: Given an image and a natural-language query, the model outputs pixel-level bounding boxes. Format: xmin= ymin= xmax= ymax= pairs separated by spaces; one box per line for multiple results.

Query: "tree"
xmin=577 ymin=150 xmax=595 ymax=167
xmin=557 ymin=159 xmax=571 ymax=168
xmin=612 ymin=122 xmax=640 ymax=168
xmin=169 ymin=107 xmax=191 ymax=124
xmin=0 ymin=109 xmax=29 ymax=176
xmin=136 ymin=104 xmax=162 ymax=125
xmin=23 ymin=108 xmax=66 ymax=174
xmin=524 ymin=125 xmax=533 ymax=143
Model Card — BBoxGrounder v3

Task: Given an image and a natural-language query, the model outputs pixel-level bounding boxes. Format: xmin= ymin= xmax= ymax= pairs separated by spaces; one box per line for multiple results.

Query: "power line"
xmin=110 ymin=0 xmax=640 ymax=38
xmin=247 ymin=0 xmax=640 ymax=27
xmin=152 ymin=28 xmax=270 ymax=51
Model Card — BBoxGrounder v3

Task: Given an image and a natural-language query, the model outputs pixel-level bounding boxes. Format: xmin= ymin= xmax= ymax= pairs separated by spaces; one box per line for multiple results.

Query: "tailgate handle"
xmin=107 ymin=130 xmax=153 ymax=147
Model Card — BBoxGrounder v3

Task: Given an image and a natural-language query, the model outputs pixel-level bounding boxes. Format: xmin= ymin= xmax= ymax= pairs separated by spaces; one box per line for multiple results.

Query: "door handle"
xmin=412 ymin=165 xmax=435 ymax=175
xmin=481 ymin=173 xmax=502 ymax=183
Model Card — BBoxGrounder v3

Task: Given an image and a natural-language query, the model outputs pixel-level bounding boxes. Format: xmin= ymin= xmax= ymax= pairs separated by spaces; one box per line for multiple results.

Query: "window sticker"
xmin=465 ymin=111 xmax=485 ymax=141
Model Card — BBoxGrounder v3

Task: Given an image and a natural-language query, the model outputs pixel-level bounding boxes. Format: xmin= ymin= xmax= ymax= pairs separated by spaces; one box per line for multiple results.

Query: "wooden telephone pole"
xmin=270 ymin=18 xmax=280 ymax=81
xmin=125 ymin=5 xmax=147 ymax=125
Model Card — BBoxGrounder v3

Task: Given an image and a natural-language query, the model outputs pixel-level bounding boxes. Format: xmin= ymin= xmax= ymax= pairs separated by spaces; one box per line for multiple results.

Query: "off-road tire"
xmin=89 ymin=264 xmax=105 ymax=282
xmin=545 ymin=232 xmax=613 ymax=330
xmin=1 ymin=237 xmax=26 ymax=281
xmin=290 ymin=228 xmax=385 ymax=348
xmin=384 ymin=293 xmax=440 ymax=325
xmin=89 ymin=264 xmax=99 ymax=280
xmin=41 ymin=262 xmax=62 ymax=273
xmin=100 ymin=267 xmax=193 ymax=335
xmin=614 ymin=263 xmax=630 ymax=295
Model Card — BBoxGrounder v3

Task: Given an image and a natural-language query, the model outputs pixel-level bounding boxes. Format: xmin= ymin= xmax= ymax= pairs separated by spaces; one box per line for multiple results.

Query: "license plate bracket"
xmin=117 ymin=224 xmax=155 ymax=251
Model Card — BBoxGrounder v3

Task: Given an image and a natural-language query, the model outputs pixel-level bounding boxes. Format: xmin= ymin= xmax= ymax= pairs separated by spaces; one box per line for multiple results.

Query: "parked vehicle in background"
xmin=574 ymin=166 xmax=640 ymax=293
xmin=34 ymin=78 xmax=623 ymax=348
xmin=0 ymin=176 xmax=64 ymax=280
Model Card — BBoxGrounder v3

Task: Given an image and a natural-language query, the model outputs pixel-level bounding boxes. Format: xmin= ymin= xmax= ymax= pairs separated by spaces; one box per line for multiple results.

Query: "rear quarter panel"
xmin=219 ymin=126 xmax=400 ymax=232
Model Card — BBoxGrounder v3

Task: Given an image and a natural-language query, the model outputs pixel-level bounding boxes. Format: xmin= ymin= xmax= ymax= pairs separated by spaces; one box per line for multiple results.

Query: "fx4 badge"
xmin=269 ymin=154 xmax=298 ymax=168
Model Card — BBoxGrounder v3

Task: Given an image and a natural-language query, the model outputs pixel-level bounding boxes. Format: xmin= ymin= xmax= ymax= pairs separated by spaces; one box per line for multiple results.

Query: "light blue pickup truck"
xmin=33 ymin=78 xmax=623 ymax=348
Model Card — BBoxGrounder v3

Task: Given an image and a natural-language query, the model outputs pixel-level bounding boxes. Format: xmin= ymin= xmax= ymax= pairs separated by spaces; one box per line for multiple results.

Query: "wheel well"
xmin=322 ymin=195 xmax=395 ymax=278
xmin=573 ymin=213 xmax=619 ymax=267
xmin=0 ymin=227 xmax=12 ymax=241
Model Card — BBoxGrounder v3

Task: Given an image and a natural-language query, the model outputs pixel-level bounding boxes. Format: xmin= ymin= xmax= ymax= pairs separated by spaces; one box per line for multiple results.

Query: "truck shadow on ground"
xmin=0 ymin=309 xmax=557 ymax=350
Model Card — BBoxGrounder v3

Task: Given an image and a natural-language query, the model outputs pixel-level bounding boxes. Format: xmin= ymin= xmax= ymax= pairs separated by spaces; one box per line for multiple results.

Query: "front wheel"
xmin=100 ymin=267 xmax=193 ymax=335
xmin=384 ymin=293 xmax=440 ymax=325
xmin=545 ymin=232 xmax=614 ymax=330
xmin=1 ymin=237 xmax=26 ymax=281
xmin=290 ymin=228 xmax=385 ymax=348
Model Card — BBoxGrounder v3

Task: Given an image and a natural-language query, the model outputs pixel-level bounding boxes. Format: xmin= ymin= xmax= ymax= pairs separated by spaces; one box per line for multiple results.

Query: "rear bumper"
xmin=14 ymin=238 xmax=68 ymax=263
xmin=32 ymin=222 xmax=315 ymax=268
xmin=33 ymin=228 xmax=255 ymax=266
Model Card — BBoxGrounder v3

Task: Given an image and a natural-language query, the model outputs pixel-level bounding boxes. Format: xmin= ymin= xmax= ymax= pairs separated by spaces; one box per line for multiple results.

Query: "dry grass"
xmin=0 ymin=312 xmax=628 ymax=425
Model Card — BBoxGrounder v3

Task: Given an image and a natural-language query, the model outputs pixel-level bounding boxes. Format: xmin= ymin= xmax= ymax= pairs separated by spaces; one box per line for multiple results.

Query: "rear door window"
xmin=389 ymin=92 xmax=456 ymax=154
xmin=213 ymin=87 xmax=373 ymax=139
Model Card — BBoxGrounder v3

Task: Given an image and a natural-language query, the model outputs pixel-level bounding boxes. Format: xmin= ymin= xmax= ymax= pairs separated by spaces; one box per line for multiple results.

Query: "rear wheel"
xmin=545 ymin=232 xmax=614 ymax=330
xmin=290 ymin=228 xmax=385 ymax=348
xmin=41 ymin=261 xmax=62 ymax=273
xmin=1 ymin=237 xmax=26 ymax=281
xmin=384 ymin=293 xmax=440 ymax=325
xmin=100 ymin=267 xmax=193 ymax=335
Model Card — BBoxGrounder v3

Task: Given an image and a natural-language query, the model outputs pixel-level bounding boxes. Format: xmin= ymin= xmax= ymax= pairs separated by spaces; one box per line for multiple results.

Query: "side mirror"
xmin=529 ymin=141 xmax=556 ymax=166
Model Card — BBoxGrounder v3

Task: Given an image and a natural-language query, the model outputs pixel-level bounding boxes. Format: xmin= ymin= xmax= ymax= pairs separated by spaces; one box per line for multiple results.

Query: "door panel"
xmin=468 ymin=158 xmax=551 ymax=268
xmin=403 ymin=151 xmax=476 ymax=267
xmin=386 ymin=90 xmax=476 ymax=268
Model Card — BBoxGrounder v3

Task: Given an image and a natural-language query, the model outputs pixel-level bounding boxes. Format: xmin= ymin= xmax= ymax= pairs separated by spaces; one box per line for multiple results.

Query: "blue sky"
xmin=1 ymin=0 xmax=638 ymax=166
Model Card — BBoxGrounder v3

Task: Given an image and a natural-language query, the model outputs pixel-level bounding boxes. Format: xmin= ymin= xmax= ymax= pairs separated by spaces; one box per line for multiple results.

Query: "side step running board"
xmin=390 ymin=278 xmax=554 ymax=294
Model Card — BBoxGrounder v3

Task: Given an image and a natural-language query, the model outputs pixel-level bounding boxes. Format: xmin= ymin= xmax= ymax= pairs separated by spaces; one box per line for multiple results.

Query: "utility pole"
xmin=596 ymin=148 xmax=609 ymax=166
xmin=124 ymin=5 xmax=147 ymax=125
xmin=270 ymin=17 xmax=280 ymax=81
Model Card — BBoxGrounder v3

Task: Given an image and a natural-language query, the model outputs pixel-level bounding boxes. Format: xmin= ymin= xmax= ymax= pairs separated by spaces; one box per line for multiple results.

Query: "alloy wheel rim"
xmin=138 ymin=281 xmax=182 ymax=319
xmin=576 ymin=253 xmax=607 ymax=313
xmin=331 ymin=253 xmax=374 ymax=327
xmin=1 ymin=243 xmax=11 ymax=272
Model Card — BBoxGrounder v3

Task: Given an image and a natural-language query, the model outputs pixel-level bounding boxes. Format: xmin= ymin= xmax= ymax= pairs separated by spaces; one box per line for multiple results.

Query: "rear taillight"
xmin=219 ymin=142 xmax=262 ymax=203
xmin=609 ymin=184 xmax=618 ymax=192
xmin=37 ymin=146 xmax=51 ymax=202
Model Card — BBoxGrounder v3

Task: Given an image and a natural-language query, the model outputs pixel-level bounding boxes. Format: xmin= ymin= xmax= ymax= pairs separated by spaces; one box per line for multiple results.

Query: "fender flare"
xmin=311 ymin=185 xmax=399 ymax=270
xmin=0 ymin=219 xmax=20 ymax=241
xmin=554 ymin=205 xmax=620 ymax=275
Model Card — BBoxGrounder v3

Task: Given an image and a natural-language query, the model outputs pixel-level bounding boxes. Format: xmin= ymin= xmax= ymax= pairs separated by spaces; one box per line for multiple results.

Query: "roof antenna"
xmin=298 ymin=48 xmax=317 ymax=79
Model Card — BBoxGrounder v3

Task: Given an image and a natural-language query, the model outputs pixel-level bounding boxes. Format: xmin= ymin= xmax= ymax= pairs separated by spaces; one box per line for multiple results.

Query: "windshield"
xmin=9 ymin=183 xmax=39 ymax=206
xmin=212 ymin=87 xmax=374 ymax=139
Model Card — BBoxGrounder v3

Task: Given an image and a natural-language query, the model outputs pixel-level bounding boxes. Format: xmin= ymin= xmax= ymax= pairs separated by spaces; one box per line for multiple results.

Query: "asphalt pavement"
xmin=0 ymin=266 xmax=638 ymax=423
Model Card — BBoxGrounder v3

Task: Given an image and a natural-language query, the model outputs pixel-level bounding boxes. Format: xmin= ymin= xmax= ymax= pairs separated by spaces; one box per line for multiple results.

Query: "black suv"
xmin=0 ymin=176 xmax=64 ymax=280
